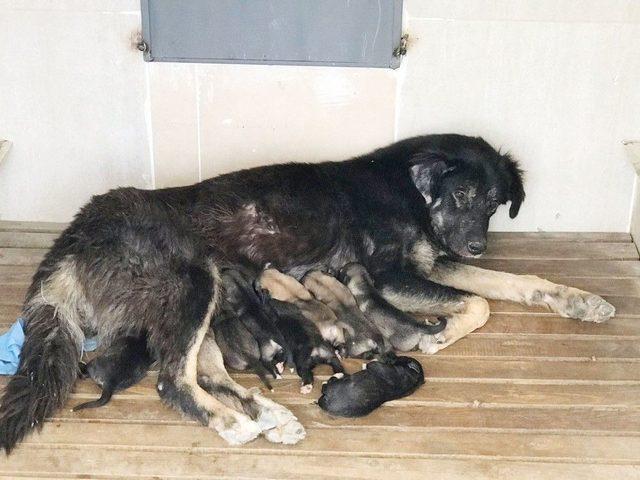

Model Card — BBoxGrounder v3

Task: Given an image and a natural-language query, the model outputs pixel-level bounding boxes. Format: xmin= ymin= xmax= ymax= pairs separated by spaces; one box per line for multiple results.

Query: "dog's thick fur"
xmin=0 ymin=134 xmax=615 ymax=451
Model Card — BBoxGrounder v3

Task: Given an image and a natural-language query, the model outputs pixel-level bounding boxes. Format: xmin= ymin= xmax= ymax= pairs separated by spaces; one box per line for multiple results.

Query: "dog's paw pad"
xmin=563 ymin=292 xmax=615 ymax=323
xmin=256 ymin=408 xmax=278 ymax=431
xmin=215 ymin=415 xmax=261 ymax=446
xmin=264 ymin=418 xmax=306 ymax=445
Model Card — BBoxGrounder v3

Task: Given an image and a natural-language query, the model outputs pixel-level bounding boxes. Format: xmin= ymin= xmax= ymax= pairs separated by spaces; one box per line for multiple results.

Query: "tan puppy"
xmin=256 ymin=267 xmax=346 ymax=348
xmin=302 ymin=270 xmax=388 ymax=359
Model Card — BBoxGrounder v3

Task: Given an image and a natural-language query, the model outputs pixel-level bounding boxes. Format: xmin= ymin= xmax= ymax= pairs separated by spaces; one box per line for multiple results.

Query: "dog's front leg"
xmin=428 ymin=259 xmax=615 ymax=323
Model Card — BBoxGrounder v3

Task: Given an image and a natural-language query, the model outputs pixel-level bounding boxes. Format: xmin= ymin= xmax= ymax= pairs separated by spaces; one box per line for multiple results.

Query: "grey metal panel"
xmin=140 ymin=0 xmax=403 ymax=69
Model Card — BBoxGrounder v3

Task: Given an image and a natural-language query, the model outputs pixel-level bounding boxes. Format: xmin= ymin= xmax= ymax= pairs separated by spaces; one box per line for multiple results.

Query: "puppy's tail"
xmin=73 ymin=388 xmax=114 ymax=412
xmin=420 ymin=317 xmax=447 ymax=334
xmin=251 ymin=361 xmax=274 ymax=391
xmin=0 ymin=303 xmax=82 ymax=453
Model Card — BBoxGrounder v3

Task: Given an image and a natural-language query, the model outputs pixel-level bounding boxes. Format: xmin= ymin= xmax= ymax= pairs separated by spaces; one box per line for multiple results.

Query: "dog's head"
xmin=409 ymin=135 xmax=525 ymax=258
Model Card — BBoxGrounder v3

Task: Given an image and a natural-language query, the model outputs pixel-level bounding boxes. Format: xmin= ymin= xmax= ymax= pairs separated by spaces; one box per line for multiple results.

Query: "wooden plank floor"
xmin=1 ymin=221 xmax=640 ymax=479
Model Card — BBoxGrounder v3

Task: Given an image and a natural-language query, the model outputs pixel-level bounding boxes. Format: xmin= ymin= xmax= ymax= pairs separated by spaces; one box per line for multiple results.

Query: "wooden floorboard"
xmin=0 ymin=221 xmax=639 ymax=478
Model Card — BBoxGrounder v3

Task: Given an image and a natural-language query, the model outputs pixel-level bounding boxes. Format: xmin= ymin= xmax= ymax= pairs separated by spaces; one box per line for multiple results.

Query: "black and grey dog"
xmin=0 ymin=134 xmax=615 ymax=452
xmin=318 ymin=354 xmax=425 ymax=417
xmin=73 ymin=334 xmax=154 ymax=411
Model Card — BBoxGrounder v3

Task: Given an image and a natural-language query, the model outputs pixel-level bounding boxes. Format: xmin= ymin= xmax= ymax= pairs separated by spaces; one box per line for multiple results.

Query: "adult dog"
xmin=0 ymin=134 xmax=615 ymax=451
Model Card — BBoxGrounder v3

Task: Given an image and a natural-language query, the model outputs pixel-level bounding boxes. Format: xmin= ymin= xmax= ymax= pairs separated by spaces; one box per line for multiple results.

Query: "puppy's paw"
xmin=300 ymin=383 xmax=313 ymax=394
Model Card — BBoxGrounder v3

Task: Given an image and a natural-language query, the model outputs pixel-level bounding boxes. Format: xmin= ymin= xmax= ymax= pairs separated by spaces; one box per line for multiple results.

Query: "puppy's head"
xmin=366 ymin=354 xmax=425 ymax=390
xmin=409 ymin=135 xmax=525 ymax=258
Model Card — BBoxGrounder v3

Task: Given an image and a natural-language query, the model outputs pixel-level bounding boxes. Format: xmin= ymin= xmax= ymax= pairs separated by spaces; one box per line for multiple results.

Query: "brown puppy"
xmin=302 ymin=270 xmax=389 ymax=359
xmin=256 ymin=267 xmax=346 ymax=350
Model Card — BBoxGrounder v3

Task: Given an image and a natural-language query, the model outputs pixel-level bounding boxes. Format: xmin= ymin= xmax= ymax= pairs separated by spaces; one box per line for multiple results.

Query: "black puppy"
xmin=318 ymin=354 xmax=424 ymax=417
xmin=73 ymin=334 xmax=153 ymax=411
xmin=267 ymin=298 xmax=344 ymax=394
xmin=222 ymin=268 xmax=288 ymax=378
xmin=339 ymin=262 xmax=447 ymax=352
xmin=212 ymin=309 xmax=276 ymax=390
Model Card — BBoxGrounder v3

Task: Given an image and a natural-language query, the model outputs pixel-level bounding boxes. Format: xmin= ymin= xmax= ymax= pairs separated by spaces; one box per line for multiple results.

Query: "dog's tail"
xmin=0 ymin=301 xmax=82 ymax=453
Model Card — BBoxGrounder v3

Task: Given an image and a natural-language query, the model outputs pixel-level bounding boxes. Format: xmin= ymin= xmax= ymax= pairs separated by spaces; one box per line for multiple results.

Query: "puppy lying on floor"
xmin=318 ymin=354 xmax=424 ymax=417
xmin=74 ymin=334 xmax=154 ymax=411
xmin=256 ymin=266 xmax=347 ymax=353
xmin=339 ymin=262 xmax=447 ymax=352
xmin=302 ymin=270 xmax=389 ymax=359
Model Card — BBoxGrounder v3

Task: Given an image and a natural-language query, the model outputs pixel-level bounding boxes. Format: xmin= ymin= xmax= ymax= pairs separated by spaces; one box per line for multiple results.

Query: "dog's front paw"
xmin=550 ymin=288 xmax=615 ymax=323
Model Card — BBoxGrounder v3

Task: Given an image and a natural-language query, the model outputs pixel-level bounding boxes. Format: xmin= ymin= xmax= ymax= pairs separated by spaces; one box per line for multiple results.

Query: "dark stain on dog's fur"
xmin=318 ymin=354 xmax=425 ymax=417
xmin=73 ymin=334 xmax=154 ymax=411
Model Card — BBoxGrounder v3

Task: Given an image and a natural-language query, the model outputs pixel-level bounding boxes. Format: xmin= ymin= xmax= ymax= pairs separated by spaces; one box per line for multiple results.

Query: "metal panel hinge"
xmin=393 ymin=34 xmax=408 ymax=57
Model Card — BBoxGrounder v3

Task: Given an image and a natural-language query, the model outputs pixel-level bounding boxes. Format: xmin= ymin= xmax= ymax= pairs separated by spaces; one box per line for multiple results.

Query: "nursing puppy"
xmin=256 ymin=267 xmax=346 ymax=351
xmin=266 ymin=298 xmax=344 ymax=394
xmin=222 ymin=268 xmax=287 ymax=377
xmin=212 ymin=308 xmax=276 ymax=390
xmin=339 ymin=263 xmax=447 ymax=352
xmin=73 ymin=334 xmax=153 ymax=411
xmin=302 ymin=270 xmax=389 ymax=359
xmin=318 ymin=354 xmax=424 ymax=417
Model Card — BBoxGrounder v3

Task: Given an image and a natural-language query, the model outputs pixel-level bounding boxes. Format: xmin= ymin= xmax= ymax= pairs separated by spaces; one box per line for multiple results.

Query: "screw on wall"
xmin=130 ymin=31 xmax=148 ymax=53
xmin=393 ymin=34 xmax=409 ymax=58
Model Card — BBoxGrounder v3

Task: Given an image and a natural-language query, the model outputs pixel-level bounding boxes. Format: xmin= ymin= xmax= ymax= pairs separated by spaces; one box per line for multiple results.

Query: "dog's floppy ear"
xmin=409 ymin=153 xmax=450 ymax=205
xmin=501 ymin=154 xmax=525 ymax=218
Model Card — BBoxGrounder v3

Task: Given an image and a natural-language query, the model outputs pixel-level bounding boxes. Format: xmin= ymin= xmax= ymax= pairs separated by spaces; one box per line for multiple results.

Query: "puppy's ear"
xmin=409 ymin=153 xmax=450 ymax=205
xmin=501 ymin=154 xmax=525 ymax=218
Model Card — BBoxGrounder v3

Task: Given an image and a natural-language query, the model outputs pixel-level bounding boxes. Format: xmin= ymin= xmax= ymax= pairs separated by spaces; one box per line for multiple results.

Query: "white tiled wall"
xmin=0 ymin=1 xmax=152 ymax=222
xmin=0 ymin=0 xmax=638 ymax=231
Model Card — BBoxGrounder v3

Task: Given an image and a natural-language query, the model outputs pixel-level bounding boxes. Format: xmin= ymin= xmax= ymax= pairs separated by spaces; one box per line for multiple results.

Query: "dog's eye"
xmin=453 ymin=190 xmax=465 ymax=201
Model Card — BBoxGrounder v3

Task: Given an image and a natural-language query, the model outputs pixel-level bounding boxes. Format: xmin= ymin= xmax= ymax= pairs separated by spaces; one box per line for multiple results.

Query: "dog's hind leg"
xmin=151 ymin=263 xmax=262 ymax=446
xmin=196 ymin=331 xmax=306 ymax=444
xmin=429 ymin=260 xmax=615 ymax=323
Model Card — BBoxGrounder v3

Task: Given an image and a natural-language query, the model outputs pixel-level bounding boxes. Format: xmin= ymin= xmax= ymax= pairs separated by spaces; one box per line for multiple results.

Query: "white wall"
xmin=0 ymin=0 xmax=638 ymax=231
xmin=0 ymin=1 xmax=152 ymax=222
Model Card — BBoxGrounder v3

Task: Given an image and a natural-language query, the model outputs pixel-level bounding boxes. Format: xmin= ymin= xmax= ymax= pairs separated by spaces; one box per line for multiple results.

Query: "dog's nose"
xmin=467 ymin=241 xmax=486 ymax=255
